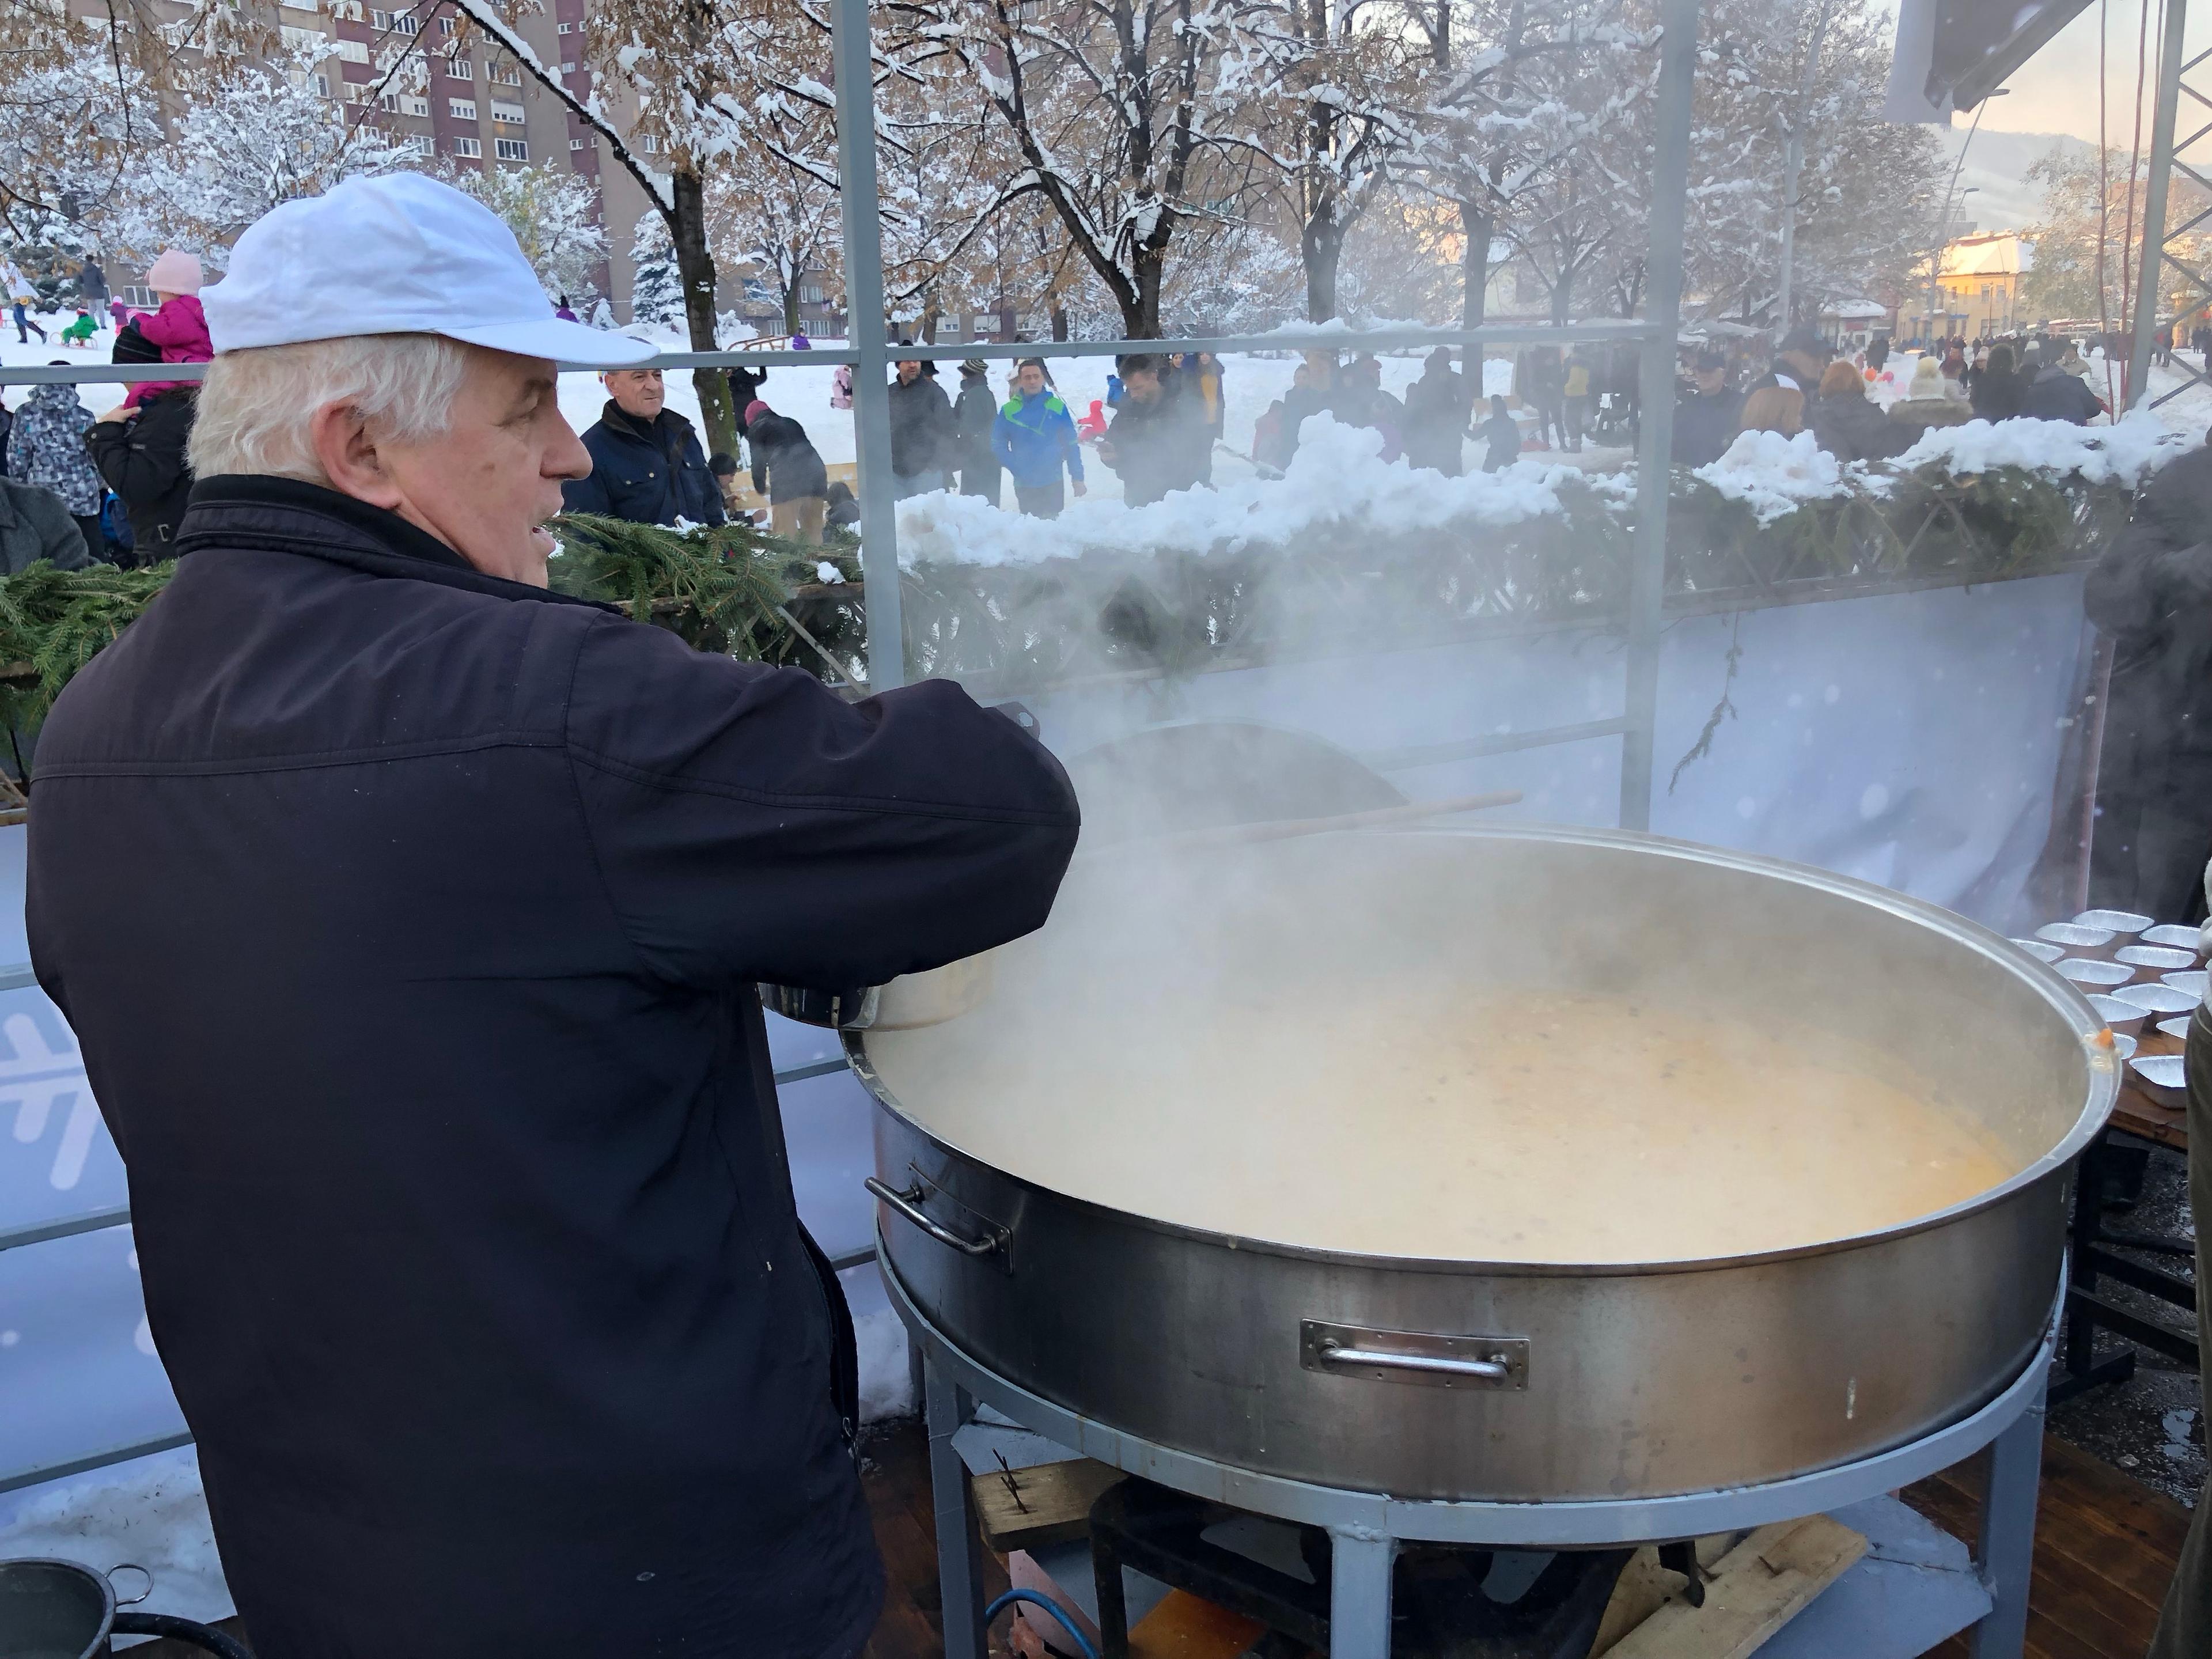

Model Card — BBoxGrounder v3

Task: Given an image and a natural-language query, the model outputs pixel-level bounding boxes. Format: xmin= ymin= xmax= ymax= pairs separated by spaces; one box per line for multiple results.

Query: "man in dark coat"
xmin=887 ymin=358 xmax=955 ymax=497
xmin=744 ymin=396 xmax=831 ymax=543
xmin=0 ymin=474 xmax=89 ymax=571
xmin=728 ymin=359 xmax=767 ymax=435
xmin=1401 ymin=347 xmax=1470 ymax=476
xmin=952 ymin=359 xmax=1001 ymax=503
xmin=1099 ymin=354 xmax=1206 ymax=506
xmin=1671 ymin=351 xmax=1743 ymax=466
xmin=2021 ymin=359 xmax=2104 ymax=425
xmin=2084 ymin=437 xmax=2212 ymax=921
xmin=562 ymin=365 xmax=726 ymax=526
xmin=25 ymin=171 xmax=1084 ymax=1659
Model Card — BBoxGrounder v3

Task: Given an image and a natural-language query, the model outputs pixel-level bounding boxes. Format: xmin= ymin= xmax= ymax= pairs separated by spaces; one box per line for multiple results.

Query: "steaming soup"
xmin=865 ymin=853 xmax=2023 ymax=1263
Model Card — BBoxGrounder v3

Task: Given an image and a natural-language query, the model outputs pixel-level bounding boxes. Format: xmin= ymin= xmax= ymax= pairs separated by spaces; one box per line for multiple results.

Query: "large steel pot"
xmin=853 ymin=825 xmax=2115 ymax=1503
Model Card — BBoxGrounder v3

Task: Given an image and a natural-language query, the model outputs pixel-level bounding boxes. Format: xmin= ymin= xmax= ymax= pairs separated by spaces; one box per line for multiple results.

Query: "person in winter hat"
xmin=1670 ymin=351 xmax=1743 ymax=467
xmin=742 ymin=396 xmax=830 ymax=543
xmin=8 ymin=366 xmax=105 ymax=555
xmin=1402 ymin=347 xmax=1471 ymax=476
xmin=90 ymin=321 xmax=196 ymax=558
xmin=1099 ymin=354 xmax=1206 ymax=506
xmin=886 ymin=358 xmax=956 ymax=497
xmin=991 ymin=358 xmax=1085 ymax=517
xmin=1476 ymin=394 xmax=1521 ymax=473
xmin=1969 ymin=343 xmax=2026 ymax=422
xmin=951 ymin=359 xmax=999 ymax=504
xmin=1885 ymin=356 xmax=1971 ymax=440
xmin=122 ymin=250 xmax=211 ymax=412
xmin=2021 ymin=353 xmax=2105 ymax=425
xmin=27 ymin=168 xmax=1079 ymax=1659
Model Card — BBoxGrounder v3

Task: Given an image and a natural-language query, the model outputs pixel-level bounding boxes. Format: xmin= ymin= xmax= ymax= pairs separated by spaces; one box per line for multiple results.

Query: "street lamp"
xmin=1925 ymin=90 xmax=2008 ymax=345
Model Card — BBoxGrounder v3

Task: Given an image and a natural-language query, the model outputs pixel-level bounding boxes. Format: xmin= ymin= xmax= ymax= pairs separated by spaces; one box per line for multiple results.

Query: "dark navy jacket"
xmin=563 ymin=400 xmax=726 ymax=526
xmin=25 ymin=476 xmax=1080 ymax=1657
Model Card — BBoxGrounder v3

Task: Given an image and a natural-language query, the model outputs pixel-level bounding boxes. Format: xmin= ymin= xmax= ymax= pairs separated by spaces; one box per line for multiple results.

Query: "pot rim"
xmin=0 ymin=1556 xmax=117 ymax=1659
xmin=850 ymin=821 xmax=2118 ymax=1279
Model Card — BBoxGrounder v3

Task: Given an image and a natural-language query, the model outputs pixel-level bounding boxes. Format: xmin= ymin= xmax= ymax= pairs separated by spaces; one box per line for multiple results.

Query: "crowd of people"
xmin=1667 ymin=324 xmax=2112 ymax=469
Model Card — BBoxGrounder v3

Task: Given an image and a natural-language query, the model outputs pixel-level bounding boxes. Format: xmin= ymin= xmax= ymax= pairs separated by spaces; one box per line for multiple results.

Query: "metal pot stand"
xmin=888 ymin=1254 xmax=2054 ymax=1659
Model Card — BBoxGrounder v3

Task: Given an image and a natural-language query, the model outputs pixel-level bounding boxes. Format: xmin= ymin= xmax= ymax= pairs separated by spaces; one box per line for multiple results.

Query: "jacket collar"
xmin=599 ymin=400 xmax=690 ymax=445
xmin=173 ymin=475 xmax=617 ymax=613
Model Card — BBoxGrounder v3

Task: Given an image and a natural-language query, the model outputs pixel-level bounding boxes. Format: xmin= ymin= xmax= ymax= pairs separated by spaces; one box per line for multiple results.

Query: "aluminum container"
xmin=2157 ymin=1017 xmax=2192 ymax=1041
xmin=859 ymin=827 xmax=2111 ymax=1503
xmin=2130 ymin=1053 xmax=2188 ymax=1108
xmin=2086 ymin=993 xmax=2148 ymax=1036
xmin=2114 ymin=983 xmax=2199 ymax=1017
xmin=2009 ymin=938 xmax=2065 ymax=964
xmin=2056 ymin=957 xmax=2137 ymax=988
xmin=2075 ymin=910 xmax=2156 ymax=940
xmin=2117 ymin=945 xmax=2198 ymax=973
xmin=2142 ymin=924 xmax=2207 ymax=959
xmin=2165 ymin=971 xmax=2209 ymax=1002
xmin=2037 ymin=922 xmax=2116 ymax=952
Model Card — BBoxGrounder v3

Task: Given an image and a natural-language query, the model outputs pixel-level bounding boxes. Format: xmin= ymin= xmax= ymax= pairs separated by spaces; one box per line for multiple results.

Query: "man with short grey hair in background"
xmin=26 ymin=172 xmax=1080 ymax=1657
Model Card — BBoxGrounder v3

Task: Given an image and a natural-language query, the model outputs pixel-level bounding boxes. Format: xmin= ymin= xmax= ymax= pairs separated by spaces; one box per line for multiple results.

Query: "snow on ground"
xmin=0 ymin=1444 xmax=230 ymax=1629
xmin=1694 ymin=429 xmax=1846 ymax=524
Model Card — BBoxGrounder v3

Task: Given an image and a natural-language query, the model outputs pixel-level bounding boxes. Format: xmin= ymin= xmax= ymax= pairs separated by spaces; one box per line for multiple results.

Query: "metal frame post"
xmin=1619 ymin=0 xmax=1701 ymax=831
xmin=1327 ymin=1529 xmax=1397 ymax=1659
xmin=1968 ymin=1394 xmax=2044 ymax=1659
xmin=2128 ymin=0 xmax=2190 ymax=408
xmin=831 ymin=0 xmax=907 ymax=688
xmin=925 ymin=1355 xmax=987 ymax=1658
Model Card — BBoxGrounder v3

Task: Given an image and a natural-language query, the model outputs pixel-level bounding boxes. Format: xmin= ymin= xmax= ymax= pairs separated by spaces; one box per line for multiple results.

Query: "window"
xmin=333 ymin=37 xmax=368 ymax=61
xmin=452 ymin=134 xmax=480 ymax=156
xmin=439 ymin=14 xmax=456 ymax=32
xmin=327 ymin=0 xmax=363 ymax=18
xmin=490 ymin=100 xmax=525 ymax=123
xmin=556 ymin=18 xmax=571 ymax=30
xmin=640 ymin=133 xmax=660 ymax=153
xmin=569 ymin=135 xmax=586 ymax=149
xmin=448 ymin=97 xmax=476 ymax=118
xmin=279 ymin=24 xmax=320 ymax=50
xmin=381 ymin=90 xmax=431 ymax=115
xmin=800 ymin=283 xmax=823 ymax=304
xmin=392 ymin=12 xmax=418 ymax=32
xmin=487 ymin=60 xmax=520 ymax=84
xmin=312 ymin=72 xmax=330 ymax=96
xmin=495 ymin=137 xmax=529 ymax=160
xmin=560 ymin=61 xmax=575 ymax=73
xmin=369 ymin=7 xmax=389 ymax=25
xmin=445 ymin=54 xmax=471 ymax=77
xmin=119 ymin=286 xmax=157 ymax=309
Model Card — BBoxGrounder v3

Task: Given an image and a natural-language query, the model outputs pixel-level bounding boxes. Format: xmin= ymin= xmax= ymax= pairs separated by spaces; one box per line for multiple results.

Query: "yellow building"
xmin=1910 ymin=232 xmax=2033 ymax=340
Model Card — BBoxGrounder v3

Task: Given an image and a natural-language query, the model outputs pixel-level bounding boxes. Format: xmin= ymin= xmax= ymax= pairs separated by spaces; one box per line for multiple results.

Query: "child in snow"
xmin=59 ymin=308 xmax=98 ymax=348
xmin=121 ymin=250 xmax=210 ymax=411
xmin=1075 ymin=398 xmax=1108 ymax=442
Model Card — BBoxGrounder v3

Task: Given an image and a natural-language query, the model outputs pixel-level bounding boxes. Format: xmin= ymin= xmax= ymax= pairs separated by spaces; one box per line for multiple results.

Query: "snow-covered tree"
xmin=884 ymin=0 xmax=1302 ymax=338
xmin=107 ymin=42 xmax=410 ymax=268
xmin=628 ymin=215 xmax=684 ymax=328
xmin=448 ymin=160 xmax=609 ymax=305
xmin=707 ymin=90 xmax=842 ymax=336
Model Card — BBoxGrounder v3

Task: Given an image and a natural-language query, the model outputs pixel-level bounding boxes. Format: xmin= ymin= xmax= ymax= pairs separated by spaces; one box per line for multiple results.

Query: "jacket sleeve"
xmin=27 ymin=490 xmax=89 ymax=570
xmin=563 ymin=615 xmax=1081 ymax=990
xmin=2085 ymin=466 xmax=2212 ymax=638
xmin=1058 ymin=407 xmax=1084 ymax=482
xmin=750 ymin=437 xmax=769 ymax=498
xmin=560 ymin=434 xmax=613 ymax=518
xmin=86 ymin=412 xmax=180 ymax=506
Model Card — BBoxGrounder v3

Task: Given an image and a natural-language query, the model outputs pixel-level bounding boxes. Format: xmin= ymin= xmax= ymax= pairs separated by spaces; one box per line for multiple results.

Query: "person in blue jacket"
xmin=562 ymin=366 xmax=726 ymax=527
xmin=991 ymin=359 xmax=1086 ymax=518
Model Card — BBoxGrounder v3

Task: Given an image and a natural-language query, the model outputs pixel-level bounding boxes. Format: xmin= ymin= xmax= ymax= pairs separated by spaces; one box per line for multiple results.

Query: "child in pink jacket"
xmin=122 ymin=249 xmax=211 ymax=411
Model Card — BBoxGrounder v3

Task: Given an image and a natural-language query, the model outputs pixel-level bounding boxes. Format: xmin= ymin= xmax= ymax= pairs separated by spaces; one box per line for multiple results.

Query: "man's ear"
xmin=308 ymin=400 xmax=403 ymax=509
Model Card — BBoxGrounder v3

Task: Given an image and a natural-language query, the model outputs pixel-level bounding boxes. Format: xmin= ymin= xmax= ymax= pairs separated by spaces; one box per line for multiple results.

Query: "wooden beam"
xmin=970 ymin=1457 xmax=1126 ymax=1555
xmin=1603 ymin=1515 xmax=1867 ymax=1659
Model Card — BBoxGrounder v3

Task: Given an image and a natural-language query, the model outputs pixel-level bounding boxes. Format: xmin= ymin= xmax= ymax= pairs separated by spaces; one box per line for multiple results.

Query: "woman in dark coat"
xmin=1969 ymin=344 xmax=2026 ymax=422
xmin=1808 ymin=361 xmax=1907 ymax=463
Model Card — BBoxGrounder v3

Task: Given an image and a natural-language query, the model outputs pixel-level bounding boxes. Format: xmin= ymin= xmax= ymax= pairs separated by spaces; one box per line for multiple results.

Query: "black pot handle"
xmin=112 ymin=1611 xmax=255 ymax=1659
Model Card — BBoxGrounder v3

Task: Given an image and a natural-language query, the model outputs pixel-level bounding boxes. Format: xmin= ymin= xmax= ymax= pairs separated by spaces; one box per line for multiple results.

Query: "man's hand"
xmin=1071 ymin=479 xmax=1087 ymax=498
xmin=97 ymin=405 xmax=131 ymax=424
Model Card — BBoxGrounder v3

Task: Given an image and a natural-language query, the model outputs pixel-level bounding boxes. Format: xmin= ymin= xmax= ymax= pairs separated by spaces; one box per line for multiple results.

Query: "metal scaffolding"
xmin=2130 ymin=0 xmax=2206 ymax=407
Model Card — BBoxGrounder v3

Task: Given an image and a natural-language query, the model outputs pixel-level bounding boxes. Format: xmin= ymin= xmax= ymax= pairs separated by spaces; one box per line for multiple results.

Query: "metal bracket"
xmin=1300 ymin=1320 xmax=1529 ymax=1391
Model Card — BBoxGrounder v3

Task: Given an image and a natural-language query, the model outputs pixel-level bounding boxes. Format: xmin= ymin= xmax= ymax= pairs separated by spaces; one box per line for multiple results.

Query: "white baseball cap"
xmin=200 ymin=172 xmax=657 ymax=368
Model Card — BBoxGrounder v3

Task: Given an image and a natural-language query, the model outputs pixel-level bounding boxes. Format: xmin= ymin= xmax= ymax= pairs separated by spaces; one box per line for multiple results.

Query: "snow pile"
xmin=1693 ymin=430 xmax=1847 ymax=525
xmin=1894 ymin=408 xmax=2193 ymax=485
xmin=0 ymin=1446 xmax=231 ymax=1625
xmin=895 ymin=415 xmax=1580 ymax=568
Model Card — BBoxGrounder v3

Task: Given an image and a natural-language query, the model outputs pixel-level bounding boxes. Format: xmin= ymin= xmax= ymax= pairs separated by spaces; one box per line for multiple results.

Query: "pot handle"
xmin=1315 ymin=1340 xmax=1508 ymax=1380
xmin=111 ymin=1613 xmax=255 ymax=1659
xmin=866 ymin=1177 xmax=999 ymax=1257
xmin=108 ymin=1562 xmax=152 ymax=1607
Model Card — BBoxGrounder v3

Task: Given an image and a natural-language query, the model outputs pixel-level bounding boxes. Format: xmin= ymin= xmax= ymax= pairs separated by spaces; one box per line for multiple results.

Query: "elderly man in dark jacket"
xmin=562 ymin=365 xmax=726 ymax=526
xmin=1099 ymin=355 xmax=1206 ymax=506
xmin=26 ymin=172 xmax=1082 ymax=1659
xmin=1671 ymin=352 xmax=1744 ymax=467
xmin=2084 ymin=437 xmax=2212 ymax=921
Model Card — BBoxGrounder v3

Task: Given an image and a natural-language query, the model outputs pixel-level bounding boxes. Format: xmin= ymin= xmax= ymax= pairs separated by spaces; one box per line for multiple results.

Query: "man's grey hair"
xmin=187 ymin=334 xmax=472 ymax=482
